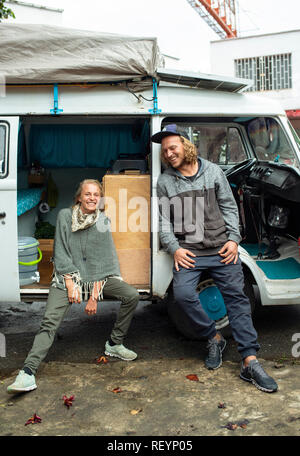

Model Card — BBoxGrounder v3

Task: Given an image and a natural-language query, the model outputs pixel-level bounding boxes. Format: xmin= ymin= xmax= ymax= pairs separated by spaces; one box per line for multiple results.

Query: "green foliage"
xmin=0 ymin=0 xmax=15 ymax=21
xmin=35 ymin=221 xmax=56 ymax=239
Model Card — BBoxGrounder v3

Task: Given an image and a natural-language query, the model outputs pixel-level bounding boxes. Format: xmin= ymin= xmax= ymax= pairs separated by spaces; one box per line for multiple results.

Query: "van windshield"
xmin=247 ymin=117 xmax=299 ymax=169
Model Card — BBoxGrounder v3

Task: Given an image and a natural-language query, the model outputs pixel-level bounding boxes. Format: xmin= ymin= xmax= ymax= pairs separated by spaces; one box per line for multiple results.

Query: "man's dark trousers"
xmin=172 ymin=254 xmax=260 ymax=359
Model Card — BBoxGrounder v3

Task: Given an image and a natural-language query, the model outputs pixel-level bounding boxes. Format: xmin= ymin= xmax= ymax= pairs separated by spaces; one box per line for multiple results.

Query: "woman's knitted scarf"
xmin=71 ymin=203 xmax=100 ymax=232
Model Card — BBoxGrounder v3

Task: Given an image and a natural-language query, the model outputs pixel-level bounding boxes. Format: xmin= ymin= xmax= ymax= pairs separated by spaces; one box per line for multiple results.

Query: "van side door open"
xmin=0 ymin=117 xmax=20 ymax=302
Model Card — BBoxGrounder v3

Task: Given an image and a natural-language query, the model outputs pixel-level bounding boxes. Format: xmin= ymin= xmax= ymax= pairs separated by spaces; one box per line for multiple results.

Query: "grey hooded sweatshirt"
xmin=156 ymin=158 xmax=242 ymax=256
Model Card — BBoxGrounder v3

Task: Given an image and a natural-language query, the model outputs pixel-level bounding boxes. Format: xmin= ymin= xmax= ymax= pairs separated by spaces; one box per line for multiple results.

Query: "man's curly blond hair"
xmin=161 ymin=136 xmax=198 ymax=167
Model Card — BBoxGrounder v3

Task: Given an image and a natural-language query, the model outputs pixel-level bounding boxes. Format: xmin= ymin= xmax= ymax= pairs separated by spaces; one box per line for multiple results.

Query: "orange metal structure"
xmin=187 ymin=0 xmax=238 ymax=39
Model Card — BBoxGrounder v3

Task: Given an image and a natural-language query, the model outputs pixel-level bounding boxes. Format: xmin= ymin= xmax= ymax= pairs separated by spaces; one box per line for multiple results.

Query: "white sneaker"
xmin=105 ymin=341 xmax=137 ymax=361
xmin=7 ymin=370 xmax=37 ymax=394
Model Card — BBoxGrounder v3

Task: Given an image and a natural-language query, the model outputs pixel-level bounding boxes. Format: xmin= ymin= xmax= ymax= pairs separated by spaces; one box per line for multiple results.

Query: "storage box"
xmin=38 ymin=239 xmax=54 ymax=285
xmin=103 ymin=174 xmax=151 ymax=286
xmin=103 ymin=173 xmax=151 ymax=249
xmin=116 ymin=248 xmax=150 ymax=287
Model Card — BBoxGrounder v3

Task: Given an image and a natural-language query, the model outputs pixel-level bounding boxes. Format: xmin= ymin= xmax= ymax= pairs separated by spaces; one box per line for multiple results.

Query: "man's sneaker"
xmin=205 ymin=334 xmax=227 ymax=370
xmin=240 ymin=359 xmax=278 ymax=393
xmin=7 ymin=370 xmax=37 ymax=394
xmin=105 ymin=341 xmax=137 ymax=361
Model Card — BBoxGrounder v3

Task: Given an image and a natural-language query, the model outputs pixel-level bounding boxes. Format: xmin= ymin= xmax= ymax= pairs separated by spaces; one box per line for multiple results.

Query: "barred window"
xmin=235 ymin=53 xmax=292 ymax=92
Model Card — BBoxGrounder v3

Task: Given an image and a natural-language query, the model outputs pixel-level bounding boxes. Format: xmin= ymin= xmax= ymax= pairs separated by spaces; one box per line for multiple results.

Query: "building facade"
xmin=210 ymin=29 xmax=300 ymax=134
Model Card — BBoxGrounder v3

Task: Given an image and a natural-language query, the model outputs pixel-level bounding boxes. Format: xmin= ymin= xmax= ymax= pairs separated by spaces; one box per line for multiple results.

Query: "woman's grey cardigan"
xmin=52 ymin=208 xmax=121 ymax=299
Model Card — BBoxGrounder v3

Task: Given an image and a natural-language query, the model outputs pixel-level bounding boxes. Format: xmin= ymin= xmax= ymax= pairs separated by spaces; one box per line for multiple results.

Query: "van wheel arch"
xmin=242 ymin=264 xmax=258 ymax=314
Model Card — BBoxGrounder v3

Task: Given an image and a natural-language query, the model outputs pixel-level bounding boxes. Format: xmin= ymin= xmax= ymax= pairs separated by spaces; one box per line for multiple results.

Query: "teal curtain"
xmin=29 ymin=122 xmax=149 ymax=168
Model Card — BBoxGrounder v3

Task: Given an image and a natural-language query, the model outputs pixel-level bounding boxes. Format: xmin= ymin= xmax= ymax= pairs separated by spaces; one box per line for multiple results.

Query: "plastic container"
xmin=18 ymin=237 xmax=42 ymax=286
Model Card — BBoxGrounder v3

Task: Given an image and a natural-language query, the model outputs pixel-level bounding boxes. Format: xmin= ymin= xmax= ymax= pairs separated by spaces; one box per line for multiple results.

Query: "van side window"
xmin=0 ymin=124 xmax=8 ymax=178
xmin=192 ymin=126 xmax=247 ymax=166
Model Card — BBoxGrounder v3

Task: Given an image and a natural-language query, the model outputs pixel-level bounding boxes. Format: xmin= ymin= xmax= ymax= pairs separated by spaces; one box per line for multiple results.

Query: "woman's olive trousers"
xmin=23 ymin=277 xmax=139 ymax=374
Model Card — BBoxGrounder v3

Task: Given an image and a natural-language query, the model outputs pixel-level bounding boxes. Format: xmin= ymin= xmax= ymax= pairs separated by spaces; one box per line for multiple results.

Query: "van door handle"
xmin=0 ymin=212 xmax=6 ymax=219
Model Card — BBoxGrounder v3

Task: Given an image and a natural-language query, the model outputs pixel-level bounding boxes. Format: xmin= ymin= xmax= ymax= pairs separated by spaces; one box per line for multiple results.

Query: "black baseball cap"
xmin=151 ymin=124 xmax=190 ymax=144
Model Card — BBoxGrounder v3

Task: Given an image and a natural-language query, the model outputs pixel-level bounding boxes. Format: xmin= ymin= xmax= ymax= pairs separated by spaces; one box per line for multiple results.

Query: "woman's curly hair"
xmin=161 ymin=136 xmax=198 ymax=166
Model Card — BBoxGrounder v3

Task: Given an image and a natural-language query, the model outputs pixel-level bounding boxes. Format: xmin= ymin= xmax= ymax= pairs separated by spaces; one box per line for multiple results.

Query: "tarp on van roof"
xmin=0 ymin=23 xmax=164 ymax=84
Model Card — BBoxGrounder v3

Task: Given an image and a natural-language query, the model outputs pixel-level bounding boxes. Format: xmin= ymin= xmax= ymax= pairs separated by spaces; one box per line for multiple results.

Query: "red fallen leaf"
xmin=218 ymin=402 xmax=226 ymax=409
xmin=112 ymin=387 xmax=122 ymax=394
xmin=25 ymin=413 xmax=42 ymax=426
xmin=221 ymin=419 xmax=249 ymax=430
xmin=237 ymin=419 xmax=250 ymax=428
xmin=96 ymin=356 xmax=108 ymax=364
xmin=222 ymin=422 xmax=238 ymax=430
xmin=63 ymin=395 xmax=75 ymax=409
xmin=287 ymin=416 xmax=300 ymax=423
xmin=228 ymin=423 xmax=238 ymax=430
xmin=186 ymin=374 xmax=199 ymax=382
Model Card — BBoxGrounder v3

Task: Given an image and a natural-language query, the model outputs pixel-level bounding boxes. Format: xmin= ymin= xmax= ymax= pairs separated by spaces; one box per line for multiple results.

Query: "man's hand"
xmin=174 ymin=248 xmax=196 ymax=271
xmin=85 ymin=297 xmax=98 ymax=316
xmin=218 ymin=241 xmax=238 ymax=264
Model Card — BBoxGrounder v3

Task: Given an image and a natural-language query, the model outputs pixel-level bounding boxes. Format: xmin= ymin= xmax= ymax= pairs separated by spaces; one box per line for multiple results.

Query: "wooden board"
xmin=38 ymin=239 xmax=54 ymax=285
xmin=103 ymin=174 xmax=151 ymax=287
xmin=117 ymin=248 xmax=150 ymax=286
xmin=103 ymin=174 xmax=151 ymax=250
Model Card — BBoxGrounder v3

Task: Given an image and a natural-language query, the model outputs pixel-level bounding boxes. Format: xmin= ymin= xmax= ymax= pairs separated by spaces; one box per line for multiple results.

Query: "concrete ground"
xmin=0 ymin=299 xmax=300 ymax=437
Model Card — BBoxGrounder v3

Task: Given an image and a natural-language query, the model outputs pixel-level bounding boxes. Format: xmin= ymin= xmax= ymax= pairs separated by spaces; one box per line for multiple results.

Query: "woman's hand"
xmin=85 ymin=297 xmax=98 ymax=316
xmin=65 ymin=278 xmax=81 ymax=304
xmin=218 ymin=241 xmax=239 ymax=264
xmin=174 ymin=248 xmax=196 ymax=271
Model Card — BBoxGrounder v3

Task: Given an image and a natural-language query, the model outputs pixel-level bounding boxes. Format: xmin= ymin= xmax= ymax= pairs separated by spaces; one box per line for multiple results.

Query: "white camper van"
xmin=1 ymin=24 xmax=300 ymax=335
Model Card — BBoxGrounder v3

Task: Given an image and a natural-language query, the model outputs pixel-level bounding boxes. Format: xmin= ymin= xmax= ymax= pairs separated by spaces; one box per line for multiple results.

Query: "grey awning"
xmin=157 ymin=68 xmax=252 ymax=93
xmin=0 ymin=23 xmax=164 ymax=85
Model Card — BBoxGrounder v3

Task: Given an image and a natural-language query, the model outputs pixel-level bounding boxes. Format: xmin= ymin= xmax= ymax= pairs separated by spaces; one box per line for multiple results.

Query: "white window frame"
xmin=0 ymin=122 xmax=9 ymax=178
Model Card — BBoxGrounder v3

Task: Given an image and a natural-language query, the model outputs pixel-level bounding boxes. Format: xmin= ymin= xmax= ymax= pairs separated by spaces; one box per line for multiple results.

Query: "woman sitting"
xmin=7 ymin=179 xmax=139 ymax=394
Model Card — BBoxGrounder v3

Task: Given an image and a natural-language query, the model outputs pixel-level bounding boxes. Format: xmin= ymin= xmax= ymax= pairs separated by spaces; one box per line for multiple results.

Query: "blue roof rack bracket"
xmin=149 ymin=78 xmax=162 ymax=115
xmin=50 ymin=83 xmax=63 ymax=115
